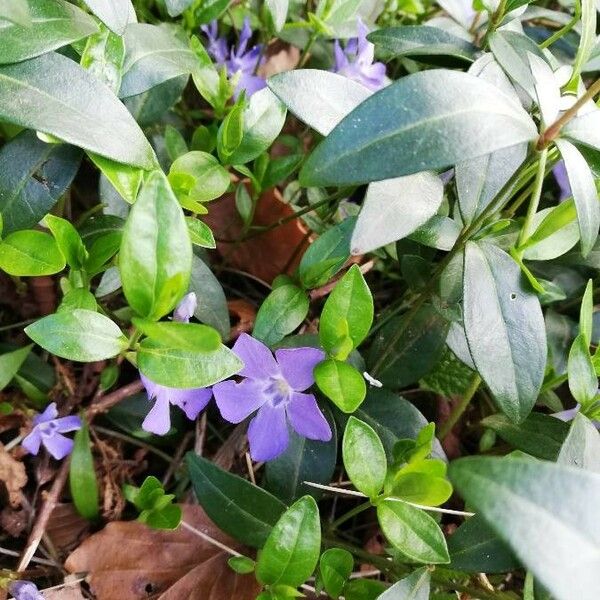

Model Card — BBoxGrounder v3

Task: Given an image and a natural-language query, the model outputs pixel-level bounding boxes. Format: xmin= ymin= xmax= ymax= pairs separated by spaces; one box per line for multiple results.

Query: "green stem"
xmin=330 ymin=501 xmax=371 ymax=530
xmin=438 ymin=374 xmax=482 ymax=440
xmin=299 ymin=30 xmax=318 ymax=67
xmin=482 ymin=0 xmax=508 ymax=47
xmin=539 ymin=0 xmax=581 ymax=49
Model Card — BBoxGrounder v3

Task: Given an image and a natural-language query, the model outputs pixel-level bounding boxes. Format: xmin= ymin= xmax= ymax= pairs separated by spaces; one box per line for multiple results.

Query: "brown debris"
xmin=0 ymin=443 xmax=27 ymax=508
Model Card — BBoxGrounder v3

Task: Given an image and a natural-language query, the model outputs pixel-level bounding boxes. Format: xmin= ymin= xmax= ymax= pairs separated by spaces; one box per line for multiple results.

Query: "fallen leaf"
xmin=46 ymin=504 xmax=89 ymax=554
xmin=65 ymin=505 xmax=261 ymax=600
xmin=43 ymin=582 xmax=86 ymax=599
xmin=204 ymin=188 xmax=309 ymax=283
xmin=0 ymin=506 xmax=27 ymax=537
xmin=0 ymin=443 xmax=26 ymax=507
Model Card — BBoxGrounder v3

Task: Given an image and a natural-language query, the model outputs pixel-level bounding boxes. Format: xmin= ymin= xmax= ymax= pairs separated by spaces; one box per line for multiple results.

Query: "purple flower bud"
xmin=173 ymin=292 xmax=197 ymax=323
xmin=333 ymin=19 xmax=387 ymax=91
xmin=21 ymin=403 xmax=81 ymax=460
xmin=553 ymin=160 xmax=571 ymax=200
xmin=9 ymin=581 xmax=43 ymax=600
xmin=213 ymin=334 xmax=331 ymax=461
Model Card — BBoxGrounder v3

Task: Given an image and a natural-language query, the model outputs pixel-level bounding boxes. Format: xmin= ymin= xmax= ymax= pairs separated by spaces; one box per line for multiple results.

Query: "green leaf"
xmin=44 ymin=214 xmax=87 ymax=270
xmin=568 ymin=333 xmax=597 ymax=407
xmin=80 ymin=27 xmax=125 ymax=93
xmin=0 ymin=345 xmax=32 ymax=391
xmin=463 ymin=242 xmax=546 ymax=423
xmin=165 ymin=125 xmax=188 ymax=162
xmin=343 ymin=580 xmax=387 ymax=600
xmin=319 ymin=548 xmax=353 ymax=599
xmin=132 ymin=318 xmax=221 ymax=352
xmin=0 ymin=230 xmax=65 ymax=276
xmin=217 ymin=99 xmax=245 ymax=163
xmin=320 ymin=264 xmax=373 ymax=358
xmin=351 ymin=173 xmax=444 ymax=255
xmin=88 ymin=153 xmax=143 ymax=204
xmin=481 ymin=413 xmax=569 ymax=461
xmin=376 ymin=499 xmax=450 ymax=564
xmin=141 ymin=503 xmax=182 ymax=529
xmin=186 ymin=217 xmax=216 ymax=248
xmin=0 ymin=131 xmax=81 ymax=235
xmin=168 ymin=151 xmax=230 ymax=204
xmin=342 ymin=416 xmax=386 ymax=498
xmin=268 ymin=69 xmax=372 ymax=137
xmin=120 ymin=24 xmax=197 ymax=97
xmin=563 ymin=110 xmax=600 ymax=152
xmin=120 ymin=171 xmax=192 ymax=320
xmin=186 ymin=453 xmax=286 ymax=548
xmin=555 ymin=140 xmax=599 ymax=257
xmin=194 ymin=0 xmax=229 ymax=23
xmin=228 ymin=555 xmax=256 ymax=574
xmin=265 ymin=0 xmax=289 ymax=31
xmin=558 ymin=413 xmax=600 ymax=473
xmin=449 ymin=456 xmax=600 ymax=600
xmin=81 ymin=0 xmax=134 ymax=35
xmin=368 ymin=26 xmax=477 ymax=64
xmin=227 ymin=88 xmax=287 ymax=165
xmin=570 ymin=0 xmax=596 ymax=85
xmin=253 ymin=284 xmax=309 ymax=346
xmin=315 ymin=359 xmax=366 ymax=413
xmin=256 ymin=496 xmax=321 ymax=588
xmin=164 ymin=0 xmax=194 ymax=17
xmin=368 ymin=305 xmax=449 ymax=388
xmin=0 ymin=53 xmax=155 ymax=169
xmin=391 ymin=471 xmax=453 ymax=507
xmin=69 ymin=418 xmax=99 ymax=520
xmin=299 ymin=70 xmax=537 ymax=187
xmin=377 ymin=567 xmax=430 ymax=599
xmin=580 ymin=279 xmax=594 ymax=345
xmin=25 ymin=309 xmax=127 ymax=361
xmin=0 ymin=0 xmax=31 ymax=26
xmin=0 ymin=0 xmax=98 ymax=64
xmin=299 ymin=217 xmax=355 ymax=289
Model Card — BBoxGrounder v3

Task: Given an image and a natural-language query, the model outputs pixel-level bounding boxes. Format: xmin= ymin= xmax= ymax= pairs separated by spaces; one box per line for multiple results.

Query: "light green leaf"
xmin=567 ymin=333 xmax=597 ymax=407
xmin=81 ymin=0 xmax=135 ymax=35
xmin=186 ymin=217 xmax=215 ymax=248
xmin=132 ymin=318 xmax=221 ymax=352
xmin=164 ymin=0 xmax=194 ymax=17
xmin=377 ymin=567 xmax=430 ymax=599
xmin=558 ymin=413 xmax=600 ymax=473
xmin=315 ymin=359 xmax=366 ymax=413
xmin=266 ymin=0 xmax=289 ymax=31
xmin=88 ymin=153 xmax=143 ymax=204
xmin=0 ymin=0 xmax=31 ymax=26
xmin=69 ymin=418 xmax=99 ymax=520
xmin=80 ymin=27 xmax=125 ymax=93
xmin=44 ymin=214 xmax=87 ymax=270
xmin=25 ymin=309 xmax=128 ymax=361
xmin=168 ymin=151 xmax=230 ymax=204
xmin=0 ymin=230 xmax=65 ymax=276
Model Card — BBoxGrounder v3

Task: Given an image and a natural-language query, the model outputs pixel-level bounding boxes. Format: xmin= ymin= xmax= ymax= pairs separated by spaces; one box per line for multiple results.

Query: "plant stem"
xmin=539 ymin=0 xmax=581 ymax=49
xmin=438 ymin=374 xmax=482 ymax=440
xmin=331 ymin=501 xmax=371 ymax=530
xmin=299 ymin=30 xmax=318 ymax=67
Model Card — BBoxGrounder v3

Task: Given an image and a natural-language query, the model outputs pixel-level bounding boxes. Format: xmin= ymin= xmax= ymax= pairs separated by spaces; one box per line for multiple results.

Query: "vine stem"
xmin=438 ymin=374 xmax=482 ymax=440
xmin=539 ymin=0 xmax=581 ymax=49
xmin=330 ymin=501 xmax=371 ymax=529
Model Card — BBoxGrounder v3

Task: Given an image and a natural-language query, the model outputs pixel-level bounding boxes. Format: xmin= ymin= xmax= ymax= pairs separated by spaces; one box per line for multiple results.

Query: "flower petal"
xmin=9 ymin=580 xmax=43 ymax=600
xmin=43 ymin=432 xmax=74 ymax=460
xmin=33 ymin=402 xmax=58 ymax=426
xmin=248 ymin=404 xmax=289 ymax=461
xmin=142 ymin=395 xmax=172 ymax=435
xmin=213 ymin=379 xmax=266 ymax=423
xmin=140 ymin=372 xmax=159 ymax=400
xmin=170 ymin=387 xmax=213 ymax=420
xmin=287 ymin=392 xmax=332 ymax=441
xmin=55 ymin=415 xmax=82 ymax=433
xmin=173 ymin=292 xmax=197 ymax=323
xmin=232 ymin=333 xmax=278 ymax=380
xmin=275 ymin=347 xmax=325 ymax=391
xmin=22 ymin=430 xmax=42 ymax=455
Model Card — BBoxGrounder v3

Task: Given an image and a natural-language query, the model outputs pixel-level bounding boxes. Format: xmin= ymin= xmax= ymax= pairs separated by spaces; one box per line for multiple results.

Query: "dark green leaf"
xmin=69 ymin=418 xmax=99 ymax=520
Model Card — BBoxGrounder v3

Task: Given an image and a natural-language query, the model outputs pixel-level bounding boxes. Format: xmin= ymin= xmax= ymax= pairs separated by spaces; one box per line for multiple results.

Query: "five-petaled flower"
xmin=22 ymin=403 xmax=81 ymax=460
xmin=9 ymin=580 xmax=43 ymax=600
xmin=140 ymin=292 xmax=213 ymax=436
xmin=333 ymin=19 xmax=387 ymax=91
xmin=213 ymin=334 xmax=331 ymax=461
xmin=201 ymin=18 xmax=266 ymax=98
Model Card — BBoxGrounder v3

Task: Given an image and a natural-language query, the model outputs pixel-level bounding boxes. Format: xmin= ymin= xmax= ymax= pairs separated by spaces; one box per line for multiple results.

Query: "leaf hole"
xmin=510 ymin=293 xmax=517 ymax=300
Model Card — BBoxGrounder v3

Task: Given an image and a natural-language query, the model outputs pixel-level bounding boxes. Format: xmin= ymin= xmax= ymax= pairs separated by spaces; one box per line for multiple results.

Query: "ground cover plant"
xmin=0 ymin=0 xmax=599 ymax=598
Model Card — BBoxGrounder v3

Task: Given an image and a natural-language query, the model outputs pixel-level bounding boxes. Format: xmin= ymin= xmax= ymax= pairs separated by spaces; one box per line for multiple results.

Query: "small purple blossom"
xmin=201 ymin=18 xmax=266 ymax=98
xmin=140 ymin=293 xmax=213 ymax=436
xmin=553 ymin=160 xmax=571 ymax=200
xmin=333 ymin=19 xmax=387 ymax=91
xmin=22 ymin=403 xmax=81 ymax=460
xmin=213 ymin=334 xmax=331 ymax=462
xmin=554 ymin=403 xmax=600 ymax=429
xmin=9 ymin=580 xmax=43 ymax=600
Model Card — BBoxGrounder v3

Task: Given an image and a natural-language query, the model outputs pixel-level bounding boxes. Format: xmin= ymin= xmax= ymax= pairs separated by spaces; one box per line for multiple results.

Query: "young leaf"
xmin=319 ymin=548 xmax=353 ymax=599
xmin=0 ymin=345 xmax=32 ymax=391
xmin=580 ymin=280 xmax=594 ymax=345
xmin=132 ymin=319 xmax=221 ymax=352
xmin=81 ymin=0 xmax=134 ymax=35
xmin=463 ymin=242 xmax=546 ymax=423
xmin=256 ymin=496 xmax=321 ymax=588
xmin=120 ymin=171 xmax=192 ymax=320
xmin=168 ymin=151 xmax=230 ymax=204
xmin=0 ymin=230 xmax=66 ymax=276
xmin=186 ymin=217 xmax=216 ymax=248
xmin=342 ymin=416 xmax=387 ymax=498
xmin=44 ymin=214 xmax=87 ymax=270
xmin=186 ymin=453 xmax=286 ymax=548
xmin=315 ymin=359 xmax=366 ymax=413
xmin=69 ymin=418 xmax=99 ymax=520
xmin=567 ymin=334 xmax=597 ymax=407
xmin=25 ymin=310 xmax=128 ymax=361
xmin=377 ymin=567 xmax=430 ymax=599
xmin=449 ymin=456 xmax=600 ymax=600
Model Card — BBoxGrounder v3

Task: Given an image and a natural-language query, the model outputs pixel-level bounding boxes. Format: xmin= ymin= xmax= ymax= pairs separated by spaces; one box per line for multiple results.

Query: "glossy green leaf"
xmin=377 ymin=499 xmax=449 ymax=564
xmin=299 ymin=70 xmax=537 ymax=187
xmin=0 ymin=0 xmax=97 ymax=64
xmin=120 ymin=171 xmax=192 ymax=320
xmin=315 ymin=359 xmax=366 ymax=413
xmin=132 ymin=318 xmax=221 ymax=352
xmin=0 ymin=0 xmax=30 ymax=26
xmin=168 ymin=151 xmax=230 ymax=203
xmin=0 ymin=230 xmax=65 ymax=276
xmin=392 ymin=471 xmax=453 ymax=507
xmin=137 ymin=338 xmax=240 ymax=387
xmin=89 ymin=153 xmax=143 ymax=204
xmin=186 ymin=453 xmax=286 ymax=548
xmin=342 ymin=416 xmax=386 ymax=498
xmin=228 ymin=555 xmax=256 ymax=574
xmin=25 ymin=309 xmax=127 ymax=361
xmin=186 ymin=217 xmax=216 ymax=248
xmin=256 ymin=496 xmax=321 ymax=587
xmin=449 ymin=456 xmax=600 ymax=600
xmin=80 ymin=27 xmax=125 ymax=93
xmin=463 ymin=242 xmax=546 ymax=423
xmin=217 ymin=98 xmax=245 ymax=162
xmin=319 ymin=548 xmax=353 ymax=599
xmin=0 ymin=53 xmax=155 ymax=169
xmin=0 ymin=131 xmax=81 ymax=235
xmin=567 ymin=333 xmax=597 ymax=407
xmin=377 ymin=567 xmax=430 ymax=599
xmin=58 ymin=289 xmax=97 ymax=313
xmin=555 ymin=139 xmax=599 ymax=257
xmin=69 ymin=418 xmax=99 ymax=520
xmin=253 ymin=284 xmax=309 ymax=346
xmin=0 ymin=345 xmax=32 ymax=391
xmin=44 ymin=214 xmax=87 ymax=270
xmin=81 ymin=0 xmax=134 ymax=35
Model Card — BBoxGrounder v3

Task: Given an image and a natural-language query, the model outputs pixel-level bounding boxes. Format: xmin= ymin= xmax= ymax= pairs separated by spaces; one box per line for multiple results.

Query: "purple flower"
xmin=213 ymin=334 xmax=331 ymax=462
xmin=9 ymin=581 xmax=43 ymax=600
xmin=553 ymin=160 xmax=571 ymax=200
xmin=333 ymin=19 xmax=387 ymax=91
xmin=201 ymin=18 xmax=266 ymax=98
xmin=553 ymin=403 xmax=600 ymax=428
xmin=140 ymin=292 xmax=214 ymax=436
xmin=22 ymin=403 xmax=81 ymax=460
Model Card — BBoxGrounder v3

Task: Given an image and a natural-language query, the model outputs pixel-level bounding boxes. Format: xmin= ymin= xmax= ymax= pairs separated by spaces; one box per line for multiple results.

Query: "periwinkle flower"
xmin=553 ymin=160 xmax=571 ymax=200
xmin=22 ymin=403 xmax=81 ymax=460
xmin=141 ymin=292 xmax=213 ymax=436
xmin=201 ymin=17 xmax=266 ymax=98
xmin=333 ymin=19 xmax=387 ymax=91
xmin=213 ymin=334 xmax=331 ymax=461
xmin=9 ymin=580 xmax=43 ymax=600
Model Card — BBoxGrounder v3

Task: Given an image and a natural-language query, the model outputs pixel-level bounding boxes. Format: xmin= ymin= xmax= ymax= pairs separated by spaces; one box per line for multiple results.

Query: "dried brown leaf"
xmin=46 ymin=504 xmax=89 ymax=554
xmin=43 ymin=582 xmax=86 ymax=599
xmin=0 ymin=443 xmax=26 ymax=507
xmin=64 ymin=505 xmax=261 ymax=600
